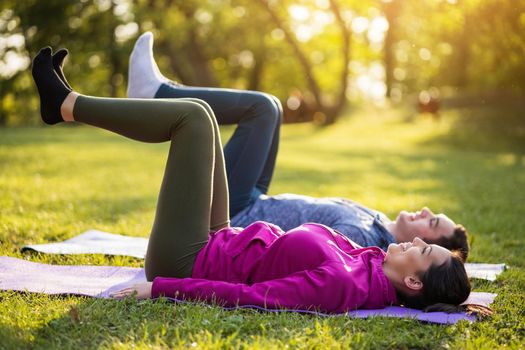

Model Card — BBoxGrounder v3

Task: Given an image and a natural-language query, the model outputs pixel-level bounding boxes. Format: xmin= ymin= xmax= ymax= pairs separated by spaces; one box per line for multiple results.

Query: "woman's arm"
xmin=147 ymin=265 xmax=366 ymax=313
xmin=111 ymin=282 xmax=153 ymax=299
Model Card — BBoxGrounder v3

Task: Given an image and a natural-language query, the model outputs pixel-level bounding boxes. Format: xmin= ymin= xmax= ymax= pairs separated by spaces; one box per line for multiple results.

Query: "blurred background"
xmin=0 ymin=0 xmax=524 ymax=126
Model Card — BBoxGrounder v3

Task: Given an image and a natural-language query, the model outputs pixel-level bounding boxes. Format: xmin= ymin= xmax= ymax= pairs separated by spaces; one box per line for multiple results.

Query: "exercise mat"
xmin=21 ymin=230 xmax=148 ymax=259
xmin=0 ymin=256 xmax=496 ymax=324
xmin=21 ymin=230 xmax=507 ymax=281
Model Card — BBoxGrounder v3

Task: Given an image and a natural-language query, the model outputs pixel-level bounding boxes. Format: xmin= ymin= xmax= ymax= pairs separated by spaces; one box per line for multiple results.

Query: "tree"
xmin=258 ymin=0 xmax=352 ymax=124
xmin=382 ymin=0 xmax=401 ymax=99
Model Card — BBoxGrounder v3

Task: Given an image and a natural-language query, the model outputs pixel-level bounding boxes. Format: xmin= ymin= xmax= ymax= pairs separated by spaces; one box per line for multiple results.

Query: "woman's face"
xmin=384 ymin=237 xmax=451 ymax=279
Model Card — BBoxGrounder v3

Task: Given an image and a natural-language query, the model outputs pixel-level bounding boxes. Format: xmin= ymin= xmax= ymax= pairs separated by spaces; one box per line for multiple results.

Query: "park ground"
xmin=0 ymin=103 xmax=524 ymax=349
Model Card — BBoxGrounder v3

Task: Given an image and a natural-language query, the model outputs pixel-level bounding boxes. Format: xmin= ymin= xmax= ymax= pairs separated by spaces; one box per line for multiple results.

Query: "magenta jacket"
xmin=152 ymin=221 xmax=398 ymax=313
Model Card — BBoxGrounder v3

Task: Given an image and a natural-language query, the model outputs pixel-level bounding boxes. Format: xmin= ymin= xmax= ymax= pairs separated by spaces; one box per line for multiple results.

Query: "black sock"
xmin=31 ymin=47 xmax=72 ymax=125
xmin=52 ymin=48 xmax=72 ymax=90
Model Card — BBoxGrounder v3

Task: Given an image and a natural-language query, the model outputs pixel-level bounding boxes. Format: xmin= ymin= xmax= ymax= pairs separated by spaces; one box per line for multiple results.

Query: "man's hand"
xmin=110 ymin=282 xmax=153 ymax=299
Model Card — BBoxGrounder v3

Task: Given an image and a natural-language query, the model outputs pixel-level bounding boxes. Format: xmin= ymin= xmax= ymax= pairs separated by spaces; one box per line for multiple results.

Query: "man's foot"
xmin=52 ymin=48 xmax=72 ymax=90
xmin=127 ymin=32 xmax=168 ymax=98
xmin=31 ymin=47 xmax=72 ymax=125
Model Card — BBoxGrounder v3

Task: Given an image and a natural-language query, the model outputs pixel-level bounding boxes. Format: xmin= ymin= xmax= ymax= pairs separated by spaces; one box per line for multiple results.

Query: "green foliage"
xmin=388 ymin=0 xmax=525 ymax=94
xmin=1 ymin=0 xmax=524 ymax=124
xmin=0 ymin=105 xmax=524 ymax=349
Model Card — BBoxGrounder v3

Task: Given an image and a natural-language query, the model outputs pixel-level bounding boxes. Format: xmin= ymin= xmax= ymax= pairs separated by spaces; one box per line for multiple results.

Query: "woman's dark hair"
xmin=425 ymin=224 xmax=470 ymax=262
xmin=398 ymin=252 xmax=471 ymax=312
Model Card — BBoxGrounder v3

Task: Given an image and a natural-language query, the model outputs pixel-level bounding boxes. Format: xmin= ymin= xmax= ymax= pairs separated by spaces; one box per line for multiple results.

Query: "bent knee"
xmin=252 ymin=93 xmax=282 ymax=126
xmin=267 ymin=94 xmax=284 ymax=122
xmin=179 ymin=98 xmax=213 ymax=115
xmin=180 ymin=101 xmax=214 ymax=138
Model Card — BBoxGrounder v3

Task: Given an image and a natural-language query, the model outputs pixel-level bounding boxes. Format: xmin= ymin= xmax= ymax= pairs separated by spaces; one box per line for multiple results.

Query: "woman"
xmin=32 ymin=47 xmax=470 ymax=313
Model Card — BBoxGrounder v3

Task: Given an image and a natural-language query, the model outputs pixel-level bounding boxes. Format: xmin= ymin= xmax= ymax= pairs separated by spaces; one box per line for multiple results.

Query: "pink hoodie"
xmin=152 ymin=221 xmax=398 ymax=313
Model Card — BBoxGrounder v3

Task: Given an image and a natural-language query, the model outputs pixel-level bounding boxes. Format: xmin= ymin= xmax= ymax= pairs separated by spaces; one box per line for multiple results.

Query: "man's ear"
xmin=403 ymin=275 xmax=423 ymax=291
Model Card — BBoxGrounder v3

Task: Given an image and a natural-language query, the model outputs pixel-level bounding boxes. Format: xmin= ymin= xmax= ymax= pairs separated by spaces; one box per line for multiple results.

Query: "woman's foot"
xmin=31 ymin=47 xmax=72 ymax=125
xmin=127 ymin=32 xmax=168 ymax=99
xmin=52 ymin=48 xmax=72 ymax=90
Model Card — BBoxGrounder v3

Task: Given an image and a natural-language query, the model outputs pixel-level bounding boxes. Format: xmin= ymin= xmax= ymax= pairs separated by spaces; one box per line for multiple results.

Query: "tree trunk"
xmin=455 ymin=0 xmax=470 ymax=87
xmin=157 ymin=39 xmax=194 ymax=85
xmin=382 ymin=0 xmax=401 ymax=99
xmin=248 ymin=48 xmax=266 ymax=91
xmin=259 ymin=0 xmax=351 ymax=125
xmin=259 ymin=0 xmax=322 ymax=108
xmin=324 ymin=0 xmax=352 ymax=124
xmin=0 ymin=80 xmax=8 ymax=126
xmin=184 ymin=26 xmax=219 ymax=86
xmin=177 ymin=4 xmax=219 ymax=87
xmin=108 ymin=0 xmax=121 ymax=97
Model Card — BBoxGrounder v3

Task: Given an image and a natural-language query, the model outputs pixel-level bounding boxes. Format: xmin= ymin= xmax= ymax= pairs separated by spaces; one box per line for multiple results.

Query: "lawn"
xmin=0 ymin=104 xmax=524 ymax=349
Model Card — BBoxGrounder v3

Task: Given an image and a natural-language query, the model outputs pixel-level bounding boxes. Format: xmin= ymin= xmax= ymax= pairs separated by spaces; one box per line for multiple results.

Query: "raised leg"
xmin=155 ymin=85 xmax=281 ymax=216
xmin=174 ymin=97 xmax=229 ymax=230
xmin=32 ymin=47 xmax=229 ymax=281
xmin=73 ymin=96 xmax=229 ymax=280
xmin=127 ymin=32 xmax=282 ymax=216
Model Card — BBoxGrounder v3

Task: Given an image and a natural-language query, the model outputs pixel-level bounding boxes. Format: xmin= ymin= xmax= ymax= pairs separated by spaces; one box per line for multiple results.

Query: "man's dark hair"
xmin=398 ymin=252 xmax=471 ymax=312
xmin=424 ymin=224 xmax=469 ymax=262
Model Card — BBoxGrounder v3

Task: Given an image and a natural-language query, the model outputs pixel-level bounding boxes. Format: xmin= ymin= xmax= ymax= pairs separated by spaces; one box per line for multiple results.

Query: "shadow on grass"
xmin=0 ymin=194 xmax=155 ymax=246
xmin=39 ymin=194 xmax=156 ymax=228
xmin=0 ymin=125 xmax=145 ymax=147
xmin=419 ymin=103 xmax=525 ymax=156
xmin=17 ymin=296 xmax=453 ymax=349
xmin=22 ymin=297 xmax=279 ymax=349
xmin=277 ymin=146 xmax=502 ymax=195
xmin=0 ymin=324 xmax=33 ymax=350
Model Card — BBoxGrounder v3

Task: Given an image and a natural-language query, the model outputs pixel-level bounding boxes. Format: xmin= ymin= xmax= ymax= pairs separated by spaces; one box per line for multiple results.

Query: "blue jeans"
xmin=155 ymin=82 xmax=283 ymax=216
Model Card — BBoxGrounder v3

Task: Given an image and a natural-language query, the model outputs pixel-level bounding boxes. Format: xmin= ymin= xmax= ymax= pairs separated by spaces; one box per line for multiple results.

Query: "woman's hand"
xmin=110 ymin=282 xmax=153 ymax=300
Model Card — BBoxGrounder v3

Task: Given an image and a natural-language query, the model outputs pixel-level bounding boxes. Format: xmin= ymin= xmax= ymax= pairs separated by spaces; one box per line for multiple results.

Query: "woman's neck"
xmin=382 ymin=260 xmax=417 ymax=297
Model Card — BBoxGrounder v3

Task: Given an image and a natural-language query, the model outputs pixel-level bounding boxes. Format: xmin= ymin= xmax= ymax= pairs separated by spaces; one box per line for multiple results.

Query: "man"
xmin=121 ymin=32 xmax=469 ymax=260
xmin=230 ymin=193 xmax=469 ymax=260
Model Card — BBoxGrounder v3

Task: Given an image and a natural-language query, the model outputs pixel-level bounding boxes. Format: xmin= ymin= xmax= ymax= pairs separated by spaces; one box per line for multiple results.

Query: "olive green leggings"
xmin=73 ymin=95 xmax=229 ymax=281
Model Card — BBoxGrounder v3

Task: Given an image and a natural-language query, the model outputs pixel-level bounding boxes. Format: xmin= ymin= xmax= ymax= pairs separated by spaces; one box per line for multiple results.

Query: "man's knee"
xmin=252 ymin=93 xmax=282 ymax=127
xmin=267 ymin=94 xmax=284 ymax=122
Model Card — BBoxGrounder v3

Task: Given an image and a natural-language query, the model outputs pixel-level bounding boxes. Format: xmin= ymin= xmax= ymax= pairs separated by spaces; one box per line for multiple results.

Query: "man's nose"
xmin=421 ymin=207 xmax=433 ymax=217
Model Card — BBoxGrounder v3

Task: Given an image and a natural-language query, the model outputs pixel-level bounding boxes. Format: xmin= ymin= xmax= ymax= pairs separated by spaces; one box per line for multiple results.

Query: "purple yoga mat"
xmin=0 ymin=256 xmax=145 ymax=298
xmin=0 ymin=256 xmax=495 ymax=324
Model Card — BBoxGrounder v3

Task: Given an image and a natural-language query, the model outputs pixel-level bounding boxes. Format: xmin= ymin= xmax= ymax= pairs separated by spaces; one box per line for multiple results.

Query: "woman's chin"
xmin=384 ymin=245 xmax=393 ymax=259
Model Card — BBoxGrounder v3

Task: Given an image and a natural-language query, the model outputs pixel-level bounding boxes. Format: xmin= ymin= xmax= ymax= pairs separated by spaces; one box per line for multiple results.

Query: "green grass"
xmin=1 ymin=104 xmax=524 ymax=349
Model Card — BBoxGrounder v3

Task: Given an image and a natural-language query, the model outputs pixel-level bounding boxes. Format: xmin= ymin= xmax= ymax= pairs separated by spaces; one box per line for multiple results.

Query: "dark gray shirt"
xmin=230 ymin=193 xmax=396 ymax=251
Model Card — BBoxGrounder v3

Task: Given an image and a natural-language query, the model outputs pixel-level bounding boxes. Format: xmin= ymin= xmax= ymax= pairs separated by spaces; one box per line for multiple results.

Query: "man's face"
xmin=384 ymin=237 xmax=451 ymax=278
xmin=394 ymin=207 xmax=456 ymax=243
